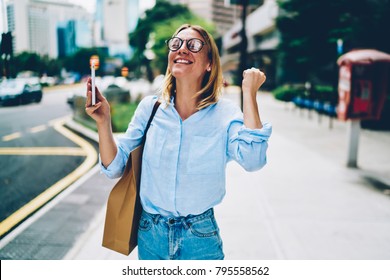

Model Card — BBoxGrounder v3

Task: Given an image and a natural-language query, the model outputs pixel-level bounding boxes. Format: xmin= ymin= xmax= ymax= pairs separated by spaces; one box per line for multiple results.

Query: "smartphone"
xmin=91 ymin=60 xmax=96 ymax=105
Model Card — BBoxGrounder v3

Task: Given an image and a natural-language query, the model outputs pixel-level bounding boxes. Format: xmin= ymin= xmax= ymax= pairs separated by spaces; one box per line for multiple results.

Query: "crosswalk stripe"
xmin=2 ymin=132 xmax=22 ymax=142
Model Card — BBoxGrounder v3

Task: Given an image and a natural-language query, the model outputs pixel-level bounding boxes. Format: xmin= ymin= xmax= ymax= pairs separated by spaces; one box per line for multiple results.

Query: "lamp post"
xmin=0 ymin=0 xmax=10 ymax=78
xmin=238 ymin=0 xmax=249 ymax=110
xmin=225 ymin=0 xmax=260 ymax=109
xmin=0 ymin=32 xmax=12 ymax=78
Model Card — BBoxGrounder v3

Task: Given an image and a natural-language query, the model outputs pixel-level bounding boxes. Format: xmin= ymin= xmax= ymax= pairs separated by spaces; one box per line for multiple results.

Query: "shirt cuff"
xmin=235 ymin=122 xmax=272 ymax=144
xmin=99 ymin=146 xmax=124 ymax=178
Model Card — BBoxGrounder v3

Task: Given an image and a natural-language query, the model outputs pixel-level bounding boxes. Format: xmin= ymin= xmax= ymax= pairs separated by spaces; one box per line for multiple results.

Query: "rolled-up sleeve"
xmin=100 ymin=95 xmax=158 ymax=178
xmin=99 ymin=144 xmax=127 ymax=179
xmin=227 ymin=117 xmax=272 ymax=171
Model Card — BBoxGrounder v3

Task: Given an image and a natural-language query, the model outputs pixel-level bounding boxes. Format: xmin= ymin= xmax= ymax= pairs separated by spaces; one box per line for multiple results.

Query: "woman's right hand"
xmin=85 ymin=77 xmax=111 ymax=124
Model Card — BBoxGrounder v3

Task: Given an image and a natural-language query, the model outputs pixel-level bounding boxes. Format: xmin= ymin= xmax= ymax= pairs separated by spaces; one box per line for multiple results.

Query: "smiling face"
xmin=167 ymin=28 xmax=211 ymax=83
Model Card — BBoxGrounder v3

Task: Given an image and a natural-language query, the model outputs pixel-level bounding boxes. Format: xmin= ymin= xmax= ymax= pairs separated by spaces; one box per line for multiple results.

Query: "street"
xmin=0 ymin=85 xmax=98 ymax=238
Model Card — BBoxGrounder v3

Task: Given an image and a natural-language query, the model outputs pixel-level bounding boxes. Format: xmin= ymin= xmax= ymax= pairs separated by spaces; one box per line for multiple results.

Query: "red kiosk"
xmin=337 ymin=49 xmax=390 ymax=121
xmin=336 ymin=49 xmax=390 ymax=167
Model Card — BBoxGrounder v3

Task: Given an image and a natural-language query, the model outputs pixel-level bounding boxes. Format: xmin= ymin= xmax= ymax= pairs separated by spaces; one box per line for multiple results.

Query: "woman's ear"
xmin=207 ymin=64 xmax=211 ymax=72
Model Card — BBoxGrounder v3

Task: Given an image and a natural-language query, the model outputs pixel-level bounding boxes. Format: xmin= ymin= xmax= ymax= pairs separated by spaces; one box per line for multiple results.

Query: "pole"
xmin=346 ymin=119 xmax=360 ymax=168
xmin=238 ymin=0 xmax=248 ymax=110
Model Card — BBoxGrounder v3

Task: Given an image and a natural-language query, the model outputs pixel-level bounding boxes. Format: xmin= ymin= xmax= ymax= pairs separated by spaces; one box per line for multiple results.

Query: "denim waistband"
xmin=142 ymin=208 xmax=214 ymax=229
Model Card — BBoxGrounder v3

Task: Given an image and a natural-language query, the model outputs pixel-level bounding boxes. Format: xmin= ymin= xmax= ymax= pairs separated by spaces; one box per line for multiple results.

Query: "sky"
xmin=66 ymin=0 xmax=95 ymax=12
xmin=67 ymin=0 xmax=156 ymax=14
xmin=0 ymin=0 xmax=156 ymax=33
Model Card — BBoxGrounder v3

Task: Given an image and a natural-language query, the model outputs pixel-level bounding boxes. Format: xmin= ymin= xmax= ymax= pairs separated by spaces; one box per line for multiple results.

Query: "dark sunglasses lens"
xmin=168 ymin=38 xmax=182 ymax=51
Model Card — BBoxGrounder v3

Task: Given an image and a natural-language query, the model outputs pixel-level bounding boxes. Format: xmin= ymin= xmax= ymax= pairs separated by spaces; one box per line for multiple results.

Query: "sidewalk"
xmin=1 ymin=89 xmax=390 ymax=260
xmin=66 ymin=90 xmax=390 ymax=260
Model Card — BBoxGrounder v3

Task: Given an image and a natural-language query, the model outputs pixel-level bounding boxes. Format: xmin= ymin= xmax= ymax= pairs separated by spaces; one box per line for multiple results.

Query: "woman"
xmin=85 ymin=24 xmax=272 ymax=260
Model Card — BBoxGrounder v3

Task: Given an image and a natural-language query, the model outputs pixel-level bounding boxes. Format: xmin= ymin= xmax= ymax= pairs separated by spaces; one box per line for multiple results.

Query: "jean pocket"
xmin=139 ymin=212 xmax=153 ymax=232
xmin=188 ymin=217 xmax=219 ymax=238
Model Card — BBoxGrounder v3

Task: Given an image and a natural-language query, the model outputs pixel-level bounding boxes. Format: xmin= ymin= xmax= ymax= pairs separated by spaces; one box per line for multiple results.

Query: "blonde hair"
xmin=161 ymin=24 xmax=223 ymax=110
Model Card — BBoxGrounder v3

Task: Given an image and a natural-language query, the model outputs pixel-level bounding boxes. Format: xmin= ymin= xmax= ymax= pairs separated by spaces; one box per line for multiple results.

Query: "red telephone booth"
xmin=337 ymin=49 xmax=390 ymax=121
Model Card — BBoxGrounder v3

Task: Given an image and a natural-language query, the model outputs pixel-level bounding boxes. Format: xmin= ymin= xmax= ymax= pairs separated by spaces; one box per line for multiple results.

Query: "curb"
xmin=65 ymin=118 xmax=99 ymax=143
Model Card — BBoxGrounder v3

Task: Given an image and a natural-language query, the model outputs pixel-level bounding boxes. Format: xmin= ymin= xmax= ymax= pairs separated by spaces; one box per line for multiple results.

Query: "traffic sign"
xmin=121 ymin=67 xmax=129 ymax=77
xmin=89 ymin=55 xmax=100 ymax=70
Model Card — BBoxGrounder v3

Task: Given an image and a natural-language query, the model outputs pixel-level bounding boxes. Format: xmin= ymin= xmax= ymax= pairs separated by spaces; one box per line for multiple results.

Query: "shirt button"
xmin=168 ymin=218 xmax=175 ymax=225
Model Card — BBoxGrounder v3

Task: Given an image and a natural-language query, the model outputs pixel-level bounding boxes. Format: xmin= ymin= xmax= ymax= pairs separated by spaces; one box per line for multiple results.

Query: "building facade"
xmin=167 ymin=0 xmax=244 ymax=36
xmin=6 ymin=0 xmax=92 ymax=58
xmin=94 ymin=0 xmax=140 ymax=59
xmin=222 ymin=0 xmax=279 ymax=88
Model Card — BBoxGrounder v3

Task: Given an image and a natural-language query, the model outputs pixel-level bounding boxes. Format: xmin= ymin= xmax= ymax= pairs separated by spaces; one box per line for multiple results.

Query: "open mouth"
xmin=174 ymin=59 xmax=193 ymax=65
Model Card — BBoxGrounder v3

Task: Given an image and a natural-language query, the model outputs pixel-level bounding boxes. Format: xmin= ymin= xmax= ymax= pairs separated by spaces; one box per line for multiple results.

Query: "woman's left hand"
xmin=242 ymin=67 xmax=266 ymax=98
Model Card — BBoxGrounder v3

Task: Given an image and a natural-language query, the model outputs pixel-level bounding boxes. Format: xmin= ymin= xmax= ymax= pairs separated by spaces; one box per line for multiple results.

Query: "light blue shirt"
xmin=101 ymin=95 xmax=272 ymax=217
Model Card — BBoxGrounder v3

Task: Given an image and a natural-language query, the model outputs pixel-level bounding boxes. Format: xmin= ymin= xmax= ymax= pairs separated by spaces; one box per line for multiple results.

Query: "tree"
xmin=276 ymin=0 xmax=345 ymax=84
xmin=128 ymin=1 xmax=190 ymax=80
xmin=276 ymin=0 xmax=390 ymax=84
xmin=128 ymin=0 xmax=215 ymax=80
xmin=63 ymin=48 xmax=108 ymax=77
xmin=338 ymin=0 xmax=390 ymax=52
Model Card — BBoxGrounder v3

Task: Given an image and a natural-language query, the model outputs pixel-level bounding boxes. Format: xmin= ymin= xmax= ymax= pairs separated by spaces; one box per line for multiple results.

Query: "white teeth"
xmin=175 ymin=59 xmax=192 ymax=64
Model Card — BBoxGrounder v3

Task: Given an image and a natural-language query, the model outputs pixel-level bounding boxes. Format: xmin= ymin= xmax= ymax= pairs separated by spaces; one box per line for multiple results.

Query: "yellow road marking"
xmin=0 ymin=147 xmax=86 ymax=156
xmin=2 ymin=132 xmax=22 ymax=142
xmin=0 ymin=121 xmax=98 ymax=236
xmin=48 ymin=116 xmax=71 ymax=126
xmin=1 ymin=116 xmax=71 ymax=143
xmin=29 ymin=125 xmax=47 ymax=134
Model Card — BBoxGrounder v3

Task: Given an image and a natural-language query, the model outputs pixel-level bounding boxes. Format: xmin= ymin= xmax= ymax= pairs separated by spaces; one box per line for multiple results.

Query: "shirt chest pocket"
xmin=144 ymin=124 xmax=167 ymax=168
xmin=186 ymin=135 xmax=223 ymax=175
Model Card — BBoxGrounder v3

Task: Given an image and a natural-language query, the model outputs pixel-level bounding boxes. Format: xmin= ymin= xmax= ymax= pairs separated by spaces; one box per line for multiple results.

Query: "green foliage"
xmin=128 ymin=0 xmax=216 ymax=80
xmin=276 ymin=0 xmax=390 ymax=84
xmin=7 ymin=52 xmax=61 ymax=77
xmin=110 ymin=102 xmax=139 ymax=132
xmin=4 ymin=47 xmax=109 ymax=78
xmin=315 ymin=85 xmax=333 ymax=94
xmin=276 ymin=0 xmax=343 ymax=83
xmin=63 ymin=48 xmax=108 ymax=76
xmin=272 ymin=84 xmax=304 ymax=102
xmin=128 ymin=1 xmax=191 ymax=80
xmin=272 ymin=83 xmax=336 ymax=103
xmin=73 ymin=97 xmax=139 ymax=133
xmin=10 ymin=52 xmax=48 ymax=77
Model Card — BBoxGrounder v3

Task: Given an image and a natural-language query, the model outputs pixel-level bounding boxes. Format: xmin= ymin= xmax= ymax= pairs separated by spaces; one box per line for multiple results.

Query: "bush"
xmin=272 ymin=84 xmax=305 ymax=102
xmin=272 ymin=84 xmax=336 ymax=103
xmin=110 ymin=102 xmax=139 ymax=132
xmin=72 ymin=95 xmax=138 ymax=133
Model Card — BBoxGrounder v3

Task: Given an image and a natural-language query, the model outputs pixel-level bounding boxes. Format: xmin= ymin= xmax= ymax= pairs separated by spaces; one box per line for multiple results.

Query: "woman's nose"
xmin=178 ymin=42 xmax=189 ymax=54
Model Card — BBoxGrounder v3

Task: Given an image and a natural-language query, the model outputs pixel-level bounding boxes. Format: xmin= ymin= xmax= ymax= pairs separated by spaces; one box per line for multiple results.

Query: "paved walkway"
xmin=1 ymin=89 xmax=389 ymax=260
xmin=66 ymin=89 xmax=390 ymax=260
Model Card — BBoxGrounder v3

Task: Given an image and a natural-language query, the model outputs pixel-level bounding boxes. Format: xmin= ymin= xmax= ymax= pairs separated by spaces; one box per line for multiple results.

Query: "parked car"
xmin=0 ymin=78 xmax=43 ymax=106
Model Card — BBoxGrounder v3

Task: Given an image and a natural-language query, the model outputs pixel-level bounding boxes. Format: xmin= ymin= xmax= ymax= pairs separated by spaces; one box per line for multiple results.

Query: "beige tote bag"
xmin=102 ymin=101 xmax=160 ymax=255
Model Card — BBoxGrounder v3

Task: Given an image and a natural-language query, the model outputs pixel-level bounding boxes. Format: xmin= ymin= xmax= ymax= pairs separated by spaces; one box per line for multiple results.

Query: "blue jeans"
xmin=138 ymin=208 xmax=224 ymax=260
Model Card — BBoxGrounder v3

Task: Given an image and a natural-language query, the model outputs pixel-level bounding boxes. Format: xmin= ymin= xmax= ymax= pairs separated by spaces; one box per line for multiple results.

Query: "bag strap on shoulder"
xmin=142 ymin=100 xmax=161 ymax=144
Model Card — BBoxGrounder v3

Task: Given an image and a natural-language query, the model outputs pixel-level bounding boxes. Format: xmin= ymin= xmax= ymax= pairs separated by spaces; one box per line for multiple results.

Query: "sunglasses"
xmin=166 ymin=37 xmax=205 ymax=53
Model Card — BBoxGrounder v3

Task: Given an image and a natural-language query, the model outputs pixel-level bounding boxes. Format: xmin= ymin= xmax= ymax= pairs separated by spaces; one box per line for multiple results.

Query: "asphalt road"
xmin=0 ymin=85 xmax=98 ymax=238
